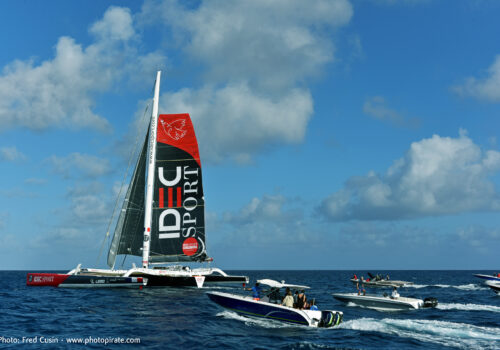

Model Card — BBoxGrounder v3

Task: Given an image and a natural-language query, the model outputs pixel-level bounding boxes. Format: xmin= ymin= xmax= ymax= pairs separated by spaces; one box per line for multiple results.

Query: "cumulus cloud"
xmin=154 ymin=0 xmax=352 ymax=90
xmin=208 ymin=193 xmax=308 ymax=252
xmin=0 ymin=6 xmax=165 ymax=132
xmin=452 ymin=54 xmax=500 ymax=102
xmin=319 ymin=130 xmax=500 ymax=221
xmin=24 ymin=178 xmax=47 ymax=185
xmin=222 ymin=194 xmax=300 ymax=225
xmin=363 ymin=96 xmax=420 ymax=128
xmin=0 ymin=146 xmax=26 ymax=161
xmin=161 ymin=83 xmax=313 ymax=162
xmin=141 ymin=0 xmax=353 ymax=162
xmin=68 ymin=192 xmax=110 ymax=225
xmin=457 ymin=225 xmax=500 ymax=251
xmin=47 ymin=153 xmax=112 ymax=179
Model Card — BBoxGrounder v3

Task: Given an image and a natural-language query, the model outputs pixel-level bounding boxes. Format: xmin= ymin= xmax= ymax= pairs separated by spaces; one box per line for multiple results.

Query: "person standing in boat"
xmin=296 ymin=290 xmax=308 ymax=309
xmin=309 ymin=299 xmax=318 ymax=311
xmin=281 ymin=290 xmax=294 ymax=307
xmin=391 ymin=287 xmax=400 ymax=299
xmin=247 ymin=282 xmax=262 ymax=300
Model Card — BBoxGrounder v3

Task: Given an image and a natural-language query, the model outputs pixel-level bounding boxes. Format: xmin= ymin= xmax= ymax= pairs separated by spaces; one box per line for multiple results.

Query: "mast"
xmin=142 ymin=70 xmax=161 ymax=269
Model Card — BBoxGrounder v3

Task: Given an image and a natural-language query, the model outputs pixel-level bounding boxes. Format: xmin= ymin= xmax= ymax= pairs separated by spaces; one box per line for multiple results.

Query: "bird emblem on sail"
xmin=161 ymin=118 xmax=188 ymax=140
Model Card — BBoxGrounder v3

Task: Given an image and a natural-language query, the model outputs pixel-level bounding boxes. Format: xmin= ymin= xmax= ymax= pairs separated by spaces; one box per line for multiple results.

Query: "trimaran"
xmin=27 ymin=71 xmax=248 ymax=288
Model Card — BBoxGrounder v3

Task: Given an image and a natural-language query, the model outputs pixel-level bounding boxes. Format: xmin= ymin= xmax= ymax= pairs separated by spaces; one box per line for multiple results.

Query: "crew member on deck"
xmin=391 ymin=287 xmax=400 ymax=299
xmin=247 ymin=282 xmax=262 ymax=301
xmin=309 ymin=299 xmax=318 ymax=310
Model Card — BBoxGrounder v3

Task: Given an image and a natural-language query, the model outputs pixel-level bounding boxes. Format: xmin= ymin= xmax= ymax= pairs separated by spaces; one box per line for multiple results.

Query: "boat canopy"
xmin=257 ymin=279 xmax=310 ymax=289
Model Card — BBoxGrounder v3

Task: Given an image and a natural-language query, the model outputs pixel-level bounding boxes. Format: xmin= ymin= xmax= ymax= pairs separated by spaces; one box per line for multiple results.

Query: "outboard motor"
xmin=318 ymin=311 xmax=343 ymax=328
xmin=423 ymin=297 xmax=438 ymax=308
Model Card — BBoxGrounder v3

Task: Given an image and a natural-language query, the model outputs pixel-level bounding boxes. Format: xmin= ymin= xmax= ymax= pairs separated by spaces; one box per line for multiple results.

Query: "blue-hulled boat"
xmin=207 ymin=279 xmax=343 ymax=328
xmin=474 ymin=273 xmax=500 ymax=282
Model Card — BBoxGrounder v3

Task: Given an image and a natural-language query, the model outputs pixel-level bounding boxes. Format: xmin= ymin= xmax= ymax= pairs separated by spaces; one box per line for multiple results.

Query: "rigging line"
xmin=95 ymin=101 xmax=151 ymax=267
xmin=120 ymin=254 xmax=127 ymax=269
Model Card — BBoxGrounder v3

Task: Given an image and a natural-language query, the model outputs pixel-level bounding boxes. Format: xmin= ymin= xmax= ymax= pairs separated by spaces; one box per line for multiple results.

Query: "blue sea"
xmin=1 ymin=270 xmax=499 ymax=349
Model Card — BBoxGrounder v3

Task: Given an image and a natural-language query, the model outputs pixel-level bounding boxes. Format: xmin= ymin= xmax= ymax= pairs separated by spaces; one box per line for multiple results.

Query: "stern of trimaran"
xmin=27 ymin=71 xmax=248 ymax=288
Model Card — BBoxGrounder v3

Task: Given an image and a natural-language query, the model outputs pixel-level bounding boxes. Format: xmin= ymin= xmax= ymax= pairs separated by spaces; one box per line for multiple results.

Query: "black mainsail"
xmin=107 ymin=130 xmax=148 ymax=268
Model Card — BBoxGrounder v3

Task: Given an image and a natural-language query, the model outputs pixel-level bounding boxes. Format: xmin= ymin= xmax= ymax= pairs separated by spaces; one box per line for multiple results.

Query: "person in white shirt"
xmin=391 ymin=287 xmax=400 ymax=299
xmin=281 ymin=290 xmax=294 ymax=307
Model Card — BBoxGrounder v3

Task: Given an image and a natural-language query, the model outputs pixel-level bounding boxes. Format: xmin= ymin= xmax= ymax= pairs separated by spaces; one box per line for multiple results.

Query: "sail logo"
xmin=161 ymin=119 xmax=187 ymax=140
xmin=157 ymin=165 xmax=200 ymax=256
xmin=182 ymin=237 xmax=198 ymax=256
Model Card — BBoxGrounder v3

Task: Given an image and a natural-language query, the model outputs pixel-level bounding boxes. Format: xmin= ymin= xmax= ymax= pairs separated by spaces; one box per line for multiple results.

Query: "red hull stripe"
xmin=168 ymin=187 xmax=173 ymax=207
xmin=26 ymin=273 xmax=70 ymax=287
xmin=159 ymin=188 xmax=164 ymax=208
xmin=177 ymin=187 xmax=182 ymax=208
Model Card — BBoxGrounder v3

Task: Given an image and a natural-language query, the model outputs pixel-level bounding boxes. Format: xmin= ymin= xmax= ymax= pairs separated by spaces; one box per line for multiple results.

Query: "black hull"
xmin=134 ymin=274 xmax=248 ymax=287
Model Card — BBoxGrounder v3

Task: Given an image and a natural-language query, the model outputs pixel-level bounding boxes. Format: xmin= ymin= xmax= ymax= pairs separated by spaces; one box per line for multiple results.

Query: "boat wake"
xmin=437 ymin=303 xmax=500 ymax=313
xmin=340 ymin=317 xmax=500 ymax=349
xmin=407 ymin=283 xmax=488 ymax=291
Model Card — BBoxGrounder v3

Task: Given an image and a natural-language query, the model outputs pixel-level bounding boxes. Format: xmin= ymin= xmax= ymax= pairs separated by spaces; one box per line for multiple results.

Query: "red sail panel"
xmin=157 ymin=114 xmax=201 ymax=167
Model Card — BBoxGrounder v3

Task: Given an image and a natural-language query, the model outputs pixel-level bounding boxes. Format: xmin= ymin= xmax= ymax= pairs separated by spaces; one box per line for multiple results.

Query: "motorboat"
xmin=474 ymin=273 xmax=500 ymax=282
xmin=485 ymin=280 xmax=500 ymax=294
xmin=350 ymin=272 xmax=413 ymax=288
xmin=333 ymin=292 xmax=438 ymax=311
xmin=350 ymin=278 xmax=412 ymax=288
xmin=207 ymin=279 xmax=343 ymax=328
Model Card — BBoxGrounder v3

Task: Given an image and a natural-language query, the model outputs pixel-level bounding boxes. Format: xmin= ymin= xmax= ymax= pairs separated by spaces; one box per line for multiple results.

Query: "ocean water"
xmin=1 ymin=270 xmax=499 ymax=349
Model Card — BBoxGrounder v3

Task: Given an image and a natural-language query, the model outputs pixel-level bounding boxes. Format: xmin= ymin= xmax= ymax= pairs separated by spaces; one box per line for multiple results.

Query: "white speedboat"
xmin=350 ymin=278 xmax=413 ymax=288
xmin=207 ymin=279 xmax=343 ymax=328
xmin=485 ymin=280 xmax=500 ymax=294
xmin=333 ymin=292 xmax=437 ymax=311
xmin=474 ymin=273 xmax=500 ymax=282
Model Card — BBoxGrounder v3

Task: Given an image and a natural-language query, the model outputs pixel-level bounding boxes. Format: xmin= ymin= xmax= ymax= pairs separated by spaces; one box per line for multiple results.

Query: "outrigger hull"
xmin=26 ymin=273 xmax=147 ymax=288
xmin=207 ymin=291 xmax=342 ymax=328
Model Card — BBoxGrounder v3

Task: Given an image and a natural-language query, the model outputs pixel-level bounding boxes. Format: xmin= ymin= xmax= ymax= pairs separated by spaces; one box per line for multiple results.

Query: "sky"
xmin=0 ymin=0 xmax=499 ymax=270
